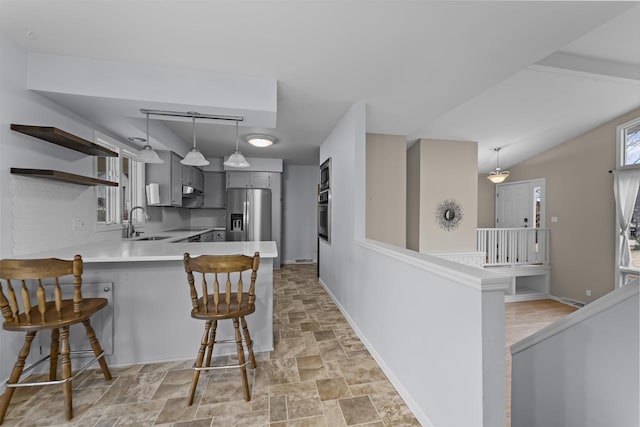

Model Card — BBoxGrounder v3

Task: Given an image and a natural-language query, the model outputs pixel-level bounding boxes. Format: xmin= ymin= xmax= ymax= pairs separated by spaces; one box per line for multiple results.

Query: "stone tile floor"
xmin=1 ymin=264 xmax=420 ymax=426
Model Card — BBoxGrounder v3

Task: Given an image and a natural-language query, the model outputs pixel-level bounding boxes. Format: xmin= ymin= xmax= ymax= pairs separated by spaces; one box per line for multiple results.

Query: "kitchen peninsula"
xmin=18 ymin=231 xmax=277 ymax=367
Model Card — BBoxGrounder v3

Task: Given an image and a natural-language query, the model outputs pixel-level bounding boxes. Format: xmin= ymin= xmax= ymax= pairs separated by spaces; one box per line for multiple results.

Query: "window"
xmin=95 ymin=134 xmax=145 ymax=229
xmin=622 ymin=120 xmax=640 ymax=166
xmin=615 ymin=117 xmax=640 ymax=287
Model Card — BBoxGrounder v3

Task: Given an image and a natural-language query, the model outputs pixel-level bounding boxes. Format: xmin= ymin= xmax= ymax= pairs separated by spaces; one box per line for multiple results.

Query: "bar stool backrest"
xmin=183 ymin=252 xmax=260 ymax=315
xmin=0 ymin=255 xmax=84 ymax=325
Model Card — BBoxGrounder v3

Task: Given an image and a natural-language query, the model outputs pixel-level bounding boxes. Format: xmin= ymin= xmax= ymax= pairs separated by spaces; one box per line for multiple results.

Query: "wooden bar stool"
xmin=0 ymin=255 xmax=112 ymax=424
xmin=183 ymin=252 xmax=260 ymax=405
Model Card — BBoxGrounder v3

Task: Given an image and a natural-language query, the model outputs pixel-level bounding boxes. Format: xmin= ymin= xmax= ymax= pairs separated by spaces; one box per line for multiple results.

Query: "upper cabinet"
xmin=9 ymin=124 xmax=118 ymax=187
xmin=226 ymin=171 xmax=272 ymax=189
xmin=145 ymin=151 xmax=184 ymax=206
xmin=203 ymin=172 xmax=226 ymax=208
xmin=182 ymin=165 xmax=204 ymax=192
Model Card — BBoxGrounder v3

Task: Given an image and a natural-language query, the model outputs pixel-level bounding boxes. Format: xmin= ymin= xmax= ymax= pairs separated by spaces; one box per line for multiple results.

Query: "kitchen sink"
xmin=135 ymin=236 xmax=170 ymax=241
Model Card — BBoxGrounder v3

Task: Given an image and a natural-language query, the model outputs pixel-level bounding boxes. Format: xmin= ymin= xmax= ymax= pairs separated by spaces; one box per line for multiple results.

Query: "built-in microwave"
xmin=318 ymin=190 xmax=330 ymax=242
xmin=320 ymin=158 xmax=331 ymax=192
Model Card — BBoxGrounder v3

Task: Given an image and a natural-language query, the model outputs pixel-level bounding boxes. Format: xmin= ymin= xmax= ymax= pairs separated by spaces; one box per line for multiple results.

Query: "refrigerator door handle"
xmin=246 ymin=189 xmax=251 ymax=241
xmin=243 ymin=198 xmax=248 ymax=241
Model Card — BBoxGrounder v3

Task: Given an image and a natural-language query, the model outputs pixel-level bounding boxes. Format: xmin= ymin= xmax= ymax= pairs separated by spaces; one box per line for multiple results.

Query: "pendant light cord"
xmin=235 ymin=121 xmax=239 ymax=151
xmin=192 ymin=116 xmax=196 ymax=149
xmin=146 ymin=113 xmax=150 ymax=146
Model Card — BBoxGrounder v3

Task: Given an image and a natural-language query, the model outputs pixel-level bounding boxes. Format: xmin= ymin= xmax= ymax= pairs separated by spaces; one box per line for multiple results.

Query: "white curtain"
xmin=614 ymin=169 xmax=640 ymax=268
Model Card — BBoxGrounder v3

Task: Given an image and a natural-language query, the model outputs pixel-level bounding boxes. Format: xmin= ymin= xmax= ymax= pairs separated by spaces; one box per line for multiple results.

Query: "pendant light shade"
xmin=223 ymin=122 xmax=250 ymax=168
xmin=181 ymin=116 xmax=210 ymax=166
xmin=487 ymin=147 xmax=509 ymax=184
xmin=135 ymin=113 xmax=164 ymax=164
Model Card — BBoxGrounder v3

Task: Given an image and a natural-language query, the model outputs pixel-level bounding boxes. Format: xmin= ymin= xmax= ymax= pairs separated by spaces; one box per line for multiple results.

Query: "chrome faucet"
xmin=125 ymin=206 xmax=149 ymax=238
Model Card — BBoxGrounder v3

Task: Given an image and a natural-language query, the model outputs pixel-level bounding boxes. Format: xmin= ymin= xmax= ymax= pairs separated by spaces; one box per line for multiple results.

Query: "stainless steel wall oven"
xmin=320 ymin=158 xmax=331 ymax=192
xmin=318 ymin=189 xmax=330 ymax=241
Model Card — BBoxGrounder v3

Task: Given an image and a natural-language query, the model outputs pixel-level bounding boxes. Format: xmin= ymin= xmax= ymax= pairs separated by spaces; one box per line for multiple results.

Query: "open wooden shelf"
xmin=11 ymin=124 xmax=118 ymax=157
xmin=11 ymin=168 xmax=118 ymax=187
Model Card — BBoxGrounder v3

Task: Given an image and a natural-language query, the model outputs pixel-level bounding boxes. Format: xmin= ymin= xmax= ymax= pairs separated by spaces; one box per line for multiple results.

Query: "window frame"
xmin=94 ymin=132 xmax=146 ymax=232
xmin=615 ymin=117 xmax=640 ymax=287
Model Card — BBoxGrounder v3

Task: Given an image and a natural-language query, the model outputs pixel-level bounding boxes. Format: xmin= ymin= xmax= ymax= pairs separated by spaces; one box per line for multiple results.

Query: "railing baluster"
xmin=477 ymin=227 xmax=550 ymax=267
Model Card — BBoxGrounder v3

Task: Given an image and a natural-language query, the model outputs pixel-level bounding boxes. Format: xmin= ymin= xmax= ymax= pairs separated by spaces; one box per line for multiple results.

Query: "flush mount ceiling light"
xmin=246 ymin=134 xmax=276 ymax=148
xmin=181 ymin=115 xmax=210 ymax=166
xmin=134 ymin=113 xmax=164 ymax=164
xmin=487 ymin=147 xmax=509 ymax=184
xmin=224 ymin=121 xmax=250 ymax=168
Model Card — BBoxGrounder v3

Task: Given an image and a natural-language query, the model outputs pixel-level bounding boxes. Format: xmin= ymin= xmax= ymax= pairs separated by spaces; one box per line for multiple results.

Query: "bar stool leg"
xmin=233 ymin=318 xmax=250 ymax=401
xmin=82 ymin=320 xmax=111 ymax=380
xmin=205 ymin=320 xmax=217 ymax=367
xmin=60 ymin=326 xmax=73 ymax=421
xmin=0 ymin=331 xmax=36 ymax=424
xmin=240 ymin=316 xmax=256 ymax=369
xmin=189 ymin=320 xmax=212 ymax=406
xmin=50 ymin=328 xmax=60 ymax=380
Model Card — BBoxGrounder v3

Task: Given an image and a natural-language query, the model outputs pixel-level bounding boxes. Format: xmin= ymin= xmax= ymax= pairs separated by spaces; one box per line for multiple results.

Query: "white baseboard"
xmin=318 ymin=278 xmax=433 ymax=427
xmin=282 ymin=258 xmax=317 ymax=265
xmin=548 ymin=294 xmax=585 ymax=308
xmin=505 ymin=293 xmax=549 ymax=303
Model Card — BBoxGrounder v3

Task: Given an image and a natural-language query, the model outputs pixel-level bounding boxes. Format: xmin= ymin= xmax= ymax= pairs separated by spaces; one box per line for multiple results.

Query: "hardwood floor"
xmin=505 ymin=299 xmax=578 ymax=426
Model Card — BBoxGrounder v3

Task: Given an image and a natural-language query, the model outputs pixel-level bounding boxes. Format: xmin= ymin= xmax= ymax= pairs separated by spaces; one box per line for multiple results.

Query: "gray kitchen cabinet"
xmin=194 ymin=168 xmax=204 ymax=191
xmin=182 ymin=165 xmax=193 ymax=187
xmin=226 ymin=171 xmax=271 ymax=189
xmin=145 ymin=151 xmax=183 ymax=207
xmin=203 ymin=172 xmax=226 ymax=208
xmin=182 ymin=165 xmax=204 ymax=192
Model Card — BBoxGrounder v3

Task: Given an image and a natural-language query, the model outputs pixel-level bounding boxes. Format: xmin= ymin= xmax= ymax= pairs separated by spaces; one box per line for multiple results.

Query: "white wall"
xmin=319 ymin=103 xmax=509 ymax=427
xmin=0 ymin=36 xmax=193 ymax=383
xmin=282 ymin=165 xmax=318 ymax=264
xmin=0 ymin=36 xmax=192 ymax=259
xmin=0 ymin=36 xmax=105 ymax=257
xmin=511 ymin=283 xmax=639 ymax=427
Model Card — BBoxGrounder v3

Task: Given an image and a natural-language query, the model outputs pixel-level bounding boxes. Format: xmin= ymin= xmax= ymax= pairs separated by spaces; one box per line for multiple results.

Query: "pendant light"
xmin=487 ymin=147 xmax=509 ymax=184
xmin=135 ymin=113 xmax=164 ymax=164
xmin=181 ymin=116 xmax=210 ymax=166
xmin=223 ymin=121 xmax=250 ymax=168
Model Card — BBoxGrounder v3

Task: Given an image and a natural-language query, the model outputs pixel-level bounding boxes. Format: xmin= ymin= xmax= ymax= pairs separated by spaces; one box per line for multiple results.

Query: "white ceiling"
xmin=0 ymin=1 xmax=639 ymax=169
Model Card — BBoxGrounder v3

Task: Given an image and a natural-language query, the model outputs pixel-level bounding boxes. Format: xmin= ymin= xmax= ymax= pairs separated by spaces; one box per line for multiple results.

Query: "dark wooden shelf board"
xmin=11 ymin=124 xmax=118 ymax=157
xmin=11 ymin=168 xmax=118 ymax=187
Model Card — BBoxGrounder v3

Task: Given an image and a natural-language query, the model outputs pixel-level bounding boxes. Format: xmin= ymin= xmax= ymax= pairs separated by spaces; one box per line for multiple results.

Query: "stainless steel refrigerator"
xmin=226 ymin=188 xmax=272 ymax=241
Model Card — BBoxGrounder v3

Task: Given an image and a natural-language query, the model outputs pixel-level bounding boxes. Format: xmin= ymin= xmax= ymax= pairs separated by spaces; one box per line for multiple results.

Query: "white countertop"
xmin=17 ymin=227 xmax=277 ymax=263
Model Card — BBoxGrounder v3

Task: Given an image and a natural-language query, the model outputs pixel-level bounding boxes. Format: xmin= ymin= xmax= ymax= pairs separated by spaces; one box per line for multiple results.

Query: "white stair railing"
xmin=510 ymin=281 xmax=639 ymax=427
xmin=477 ymin=228 xmax=549 ymax=266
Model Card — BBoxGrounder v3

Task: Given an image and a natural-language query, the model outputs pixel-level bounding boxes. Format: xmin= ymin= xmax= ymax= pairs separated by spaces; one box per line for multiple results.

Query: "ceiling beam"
xmin=533 ymin=52 xmax=640 ymax=83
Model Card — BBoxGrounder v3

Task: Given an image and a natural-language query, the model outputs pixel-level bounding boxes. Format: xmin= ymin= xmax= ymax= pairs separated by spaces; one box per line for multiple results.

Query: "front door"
xmin=496 ymin=179 xmax=545 ymax=228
